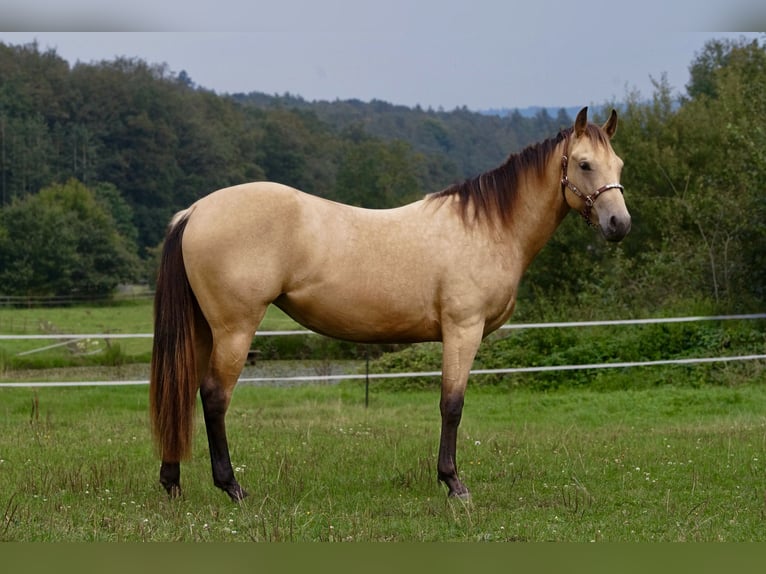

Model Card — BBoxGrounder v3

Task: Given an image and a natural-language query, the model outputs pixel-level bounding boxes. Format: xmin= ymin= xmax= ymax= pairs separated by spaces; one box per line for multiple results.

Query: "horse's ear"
xmin=574 ymin=107 xmax=588 ymax=138
xmin=602 ymin=108 xmax=618 ymax=138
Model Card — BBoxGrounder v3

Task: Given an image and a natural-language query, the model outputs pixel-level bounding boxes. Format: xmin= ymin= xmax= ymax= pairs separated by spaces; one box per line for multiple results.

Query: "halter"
xmin=560 ymin=154 xmax=624 ymax=226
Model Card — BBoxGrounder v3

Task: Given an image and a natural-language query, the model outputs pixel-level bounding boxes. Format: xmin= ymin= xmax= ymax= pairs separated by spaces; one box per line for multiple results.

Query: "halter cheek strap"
xmin=560 ymin=155 xmax=624 ymax=226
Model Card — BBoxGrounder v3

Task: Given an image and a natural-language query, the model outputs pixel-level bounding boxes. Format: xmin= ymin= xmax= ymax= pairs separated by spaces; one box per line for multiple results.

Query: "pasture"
xmin=0 ymin=380 xmax=764 ymax=542
xmin=1 ymin=302 xmax=764 ymax=541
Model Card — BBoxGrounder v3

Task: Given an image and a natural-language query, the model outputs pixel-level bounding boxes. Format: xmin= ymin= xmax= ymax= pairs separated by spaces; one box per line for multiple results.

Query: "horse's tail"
xmin=149 ymin=208 xmax=199 ymax=463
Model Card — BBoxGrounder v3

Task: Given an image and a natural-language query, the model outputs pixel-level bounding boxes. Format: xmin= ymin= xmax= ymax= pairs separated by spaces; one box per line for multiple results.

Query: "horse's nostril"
xmin=603 ymin=213 xmax=631 ymax=242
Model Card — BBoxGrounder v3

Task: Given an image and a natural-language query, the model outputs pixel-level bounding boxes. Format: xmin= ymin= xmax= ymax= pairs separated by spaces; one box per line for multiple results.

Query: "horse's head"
xmin=561 ymin=107 xmax=631 ymax=242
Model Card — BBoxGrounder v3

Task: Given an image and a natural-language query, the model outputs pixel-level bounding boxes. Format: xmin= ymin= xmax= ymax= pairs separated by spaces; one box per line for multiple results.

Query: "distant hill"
xmin=232 ymin=92 xmax=575 ymax=180
xmin=480 ymin=106 xmax=583 ymax=119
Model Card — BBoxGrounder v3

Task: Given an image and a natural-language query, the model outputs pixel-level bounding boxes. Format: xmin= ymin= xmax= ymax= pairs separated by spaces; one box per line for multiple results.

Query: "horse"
xmin=150 ymin=106 xmax=631 ymax=502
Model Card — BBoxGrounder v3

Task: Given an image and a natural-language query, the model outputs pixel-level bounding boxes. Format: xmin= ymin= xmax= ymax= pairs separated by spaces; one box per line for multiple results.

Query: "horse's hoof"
xmin=225 ymin=485 xmax=249 ymax=503
xmin=449 ymin=491 xmax=472 ymax=502
xmin=162 ymin=483 xmax=182 ymax=499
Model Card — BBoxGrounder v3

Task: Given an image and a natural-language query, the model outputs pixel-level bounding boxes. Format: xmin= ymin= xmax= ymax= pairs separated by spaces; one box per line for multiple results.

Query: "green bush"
xmin=366 ymin=320 xmax=765 ymax=392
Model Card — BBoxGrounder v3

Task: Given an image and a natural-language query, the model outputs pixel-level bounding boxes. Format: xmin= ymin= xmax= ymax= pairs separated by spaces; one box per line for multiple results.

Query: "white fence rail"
xmin=1 ymin=354 xmax=764 ymax=389
xmin=1 ymin=314 xmax=764 ymax=388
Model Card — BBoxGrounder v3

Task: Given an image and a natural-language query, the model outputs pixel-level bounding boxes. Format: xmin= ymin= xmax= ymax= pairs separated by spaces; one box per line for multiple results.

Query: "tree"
xmin=0 ymin=179 xmax=141 ymax=297
xmin=0 ymin=114 xmax=55 ymax=203
xmin=685 ymin=37 xmax=748 ymax=101
xmin=254 ymin=108 xmax=339 ymax=196
xmin=601 ymin=37 xmax=766 ymax=310
xmin=91 ymin=181 xmax=140 ymax=249
xmin=335 ymin=139 xmax=422 ymax=208
xmin=682 ymin=37 xmax=766 ymax=305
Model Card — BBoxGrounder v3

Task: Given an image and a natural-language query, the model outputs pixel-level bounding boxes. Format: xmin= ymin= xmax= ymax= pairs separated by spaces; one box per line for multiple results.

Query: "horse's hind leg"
xmin=200 ymin=326 xmax=256 ymax=502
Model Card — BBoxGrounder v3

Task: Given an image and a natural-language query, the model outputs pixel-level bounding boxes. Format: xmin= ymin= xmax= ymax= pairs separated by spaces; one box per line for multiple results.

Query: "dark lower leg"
xmin=200 ymin=380 xmax=247 ymax=502
xmin=437 ymin=394 xmax=469 ymax=497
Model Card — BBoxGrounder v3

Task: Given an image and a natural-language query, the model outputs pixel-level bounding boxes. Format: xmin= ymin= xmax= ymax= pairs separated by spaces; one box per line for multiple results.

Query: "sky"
xmin=0 ymin=1 xmax=764 ymax=111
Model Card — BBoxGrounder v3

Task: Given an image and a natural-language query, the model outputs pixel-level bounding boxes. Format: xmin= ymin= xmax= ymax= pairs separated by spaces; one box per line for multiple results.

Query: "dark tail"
xmin=149 ymin=210 xmax=199 ymax=462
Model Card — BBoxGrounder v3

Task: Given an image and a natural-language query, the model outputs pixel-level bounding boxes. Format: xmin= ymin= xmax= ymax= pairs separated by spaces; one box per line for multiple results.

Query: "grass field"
xmin=0 ymin=381 xmax=764 ymax=542
xmin=1 ymin=302 xmax=765 ymax=542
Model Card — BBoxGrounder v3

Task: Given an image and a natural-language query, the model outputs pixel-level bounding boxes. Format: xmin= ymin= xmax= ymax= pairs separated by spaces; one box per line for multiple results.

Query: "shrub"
xmin=366 ymin=319 xmax=766 ymax=392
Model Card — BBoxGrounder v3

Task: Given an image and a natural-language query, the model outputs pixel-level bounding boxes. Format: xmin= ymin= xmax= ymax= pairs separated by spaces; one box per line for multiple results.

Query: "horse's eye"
xmin=579 ymin=161 xmax=591 ymax=171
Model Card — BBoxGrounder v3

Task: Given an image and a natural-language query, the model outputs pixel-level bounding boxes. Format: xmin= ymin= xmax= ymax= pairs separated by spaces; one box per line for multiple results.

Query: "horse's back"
xmin=185 ymin=181 xmax=306 ymax=234
xmin=182 ymin=181 xmax=421 ymax=263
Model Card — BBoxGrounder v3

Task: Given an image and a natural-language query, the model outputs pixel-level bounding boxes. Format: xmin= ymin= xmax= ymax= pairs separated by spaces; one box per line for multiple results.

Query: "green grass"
xmin=0 ymin=382 xmax=764 ymax=541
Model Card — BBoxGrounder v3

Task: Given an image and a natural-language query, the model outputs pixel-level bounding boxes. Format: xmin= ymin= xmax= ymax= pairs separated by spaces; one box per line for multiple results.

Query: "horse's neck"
xmin=504 ymin=152 xmax=569 ymax=271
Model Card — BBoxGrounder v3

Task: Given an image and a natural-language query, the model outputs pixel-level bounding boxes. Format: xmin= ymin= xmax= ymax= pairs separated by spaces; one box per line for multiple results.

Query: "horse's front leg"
xmin=437 ymin=323 xmax=484 ymax=499
xmin=200 ymin=372 xmax=248 ymax=502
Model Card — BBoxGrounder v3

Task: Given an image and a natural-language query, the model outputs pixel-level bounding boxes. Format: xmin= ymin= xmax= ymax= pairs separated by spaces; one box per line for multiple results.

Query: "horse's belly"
xmin=273 ymin=293 xmax=441 ymax=344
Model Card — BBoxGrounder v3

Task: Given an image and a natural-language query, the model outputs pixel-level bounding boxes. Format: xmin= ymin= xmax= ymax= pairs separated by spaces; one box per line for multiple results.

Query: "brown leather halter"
xmin=560 ymin=154 xmax=624 ymax=226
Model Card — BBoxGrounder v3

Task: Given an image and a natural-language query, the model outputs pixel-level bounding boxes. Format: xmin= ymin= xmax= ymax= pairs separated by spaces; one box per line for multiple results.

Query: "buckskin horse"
xmin=150 ymin=106 xmax=630 ymax=501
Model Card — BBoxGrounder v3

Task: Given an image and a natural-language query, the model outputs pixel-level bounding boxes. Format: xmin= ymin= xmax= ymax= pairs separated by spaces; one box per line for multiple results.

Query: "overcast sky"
xmin=0 ymin=1 xmax=763 ymax=111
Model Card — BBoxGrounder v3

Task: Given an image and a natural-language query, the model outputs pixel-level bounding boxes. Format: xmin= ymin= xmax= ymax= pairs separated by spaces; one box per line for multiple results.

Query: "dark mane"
xmin=427 ymin=124 xmax=610 ymax=227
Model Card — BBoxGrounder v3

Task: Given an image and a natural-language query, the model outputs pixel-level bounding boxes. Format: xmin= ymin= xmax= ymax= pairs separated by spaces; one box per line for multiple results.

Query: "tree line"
xmin=0 ymin=36 xmax=763 ymax=314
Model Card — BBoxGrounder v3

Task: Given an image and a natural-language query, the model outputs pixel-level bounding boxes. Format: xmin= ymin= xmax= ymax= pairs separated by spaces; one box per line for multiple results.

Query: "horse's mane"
xmin=427 ymin=124 xmax=610 ymax=227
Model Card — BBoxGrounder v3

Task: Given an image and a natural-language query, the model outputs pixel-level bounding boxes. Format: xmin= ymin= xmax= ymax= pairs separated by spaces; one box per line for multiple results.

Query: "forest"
xmin=0 ymin=35 xmax=763 ymax=316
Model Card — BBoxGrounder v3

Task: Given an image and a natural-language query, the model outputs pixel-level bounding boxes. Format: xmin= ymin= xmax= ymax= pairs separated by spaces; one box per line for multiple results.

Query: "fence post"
xmin=365 ymin=348 xmax=370 ymax=408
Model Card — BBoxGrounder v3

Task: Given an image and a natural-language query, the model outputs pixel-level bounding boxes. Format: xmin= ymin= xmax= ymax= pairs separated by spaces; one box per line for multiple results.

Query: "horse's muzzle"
xmin=601 ymin=212 xmax=632 ymax=242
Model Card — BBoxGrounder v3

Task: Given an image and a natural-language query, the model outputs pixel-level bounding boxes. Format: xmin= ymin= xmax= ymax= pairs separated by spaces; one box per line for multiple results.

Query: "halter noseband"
xmin=560 ymin=154 xmax=624 ymax=226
